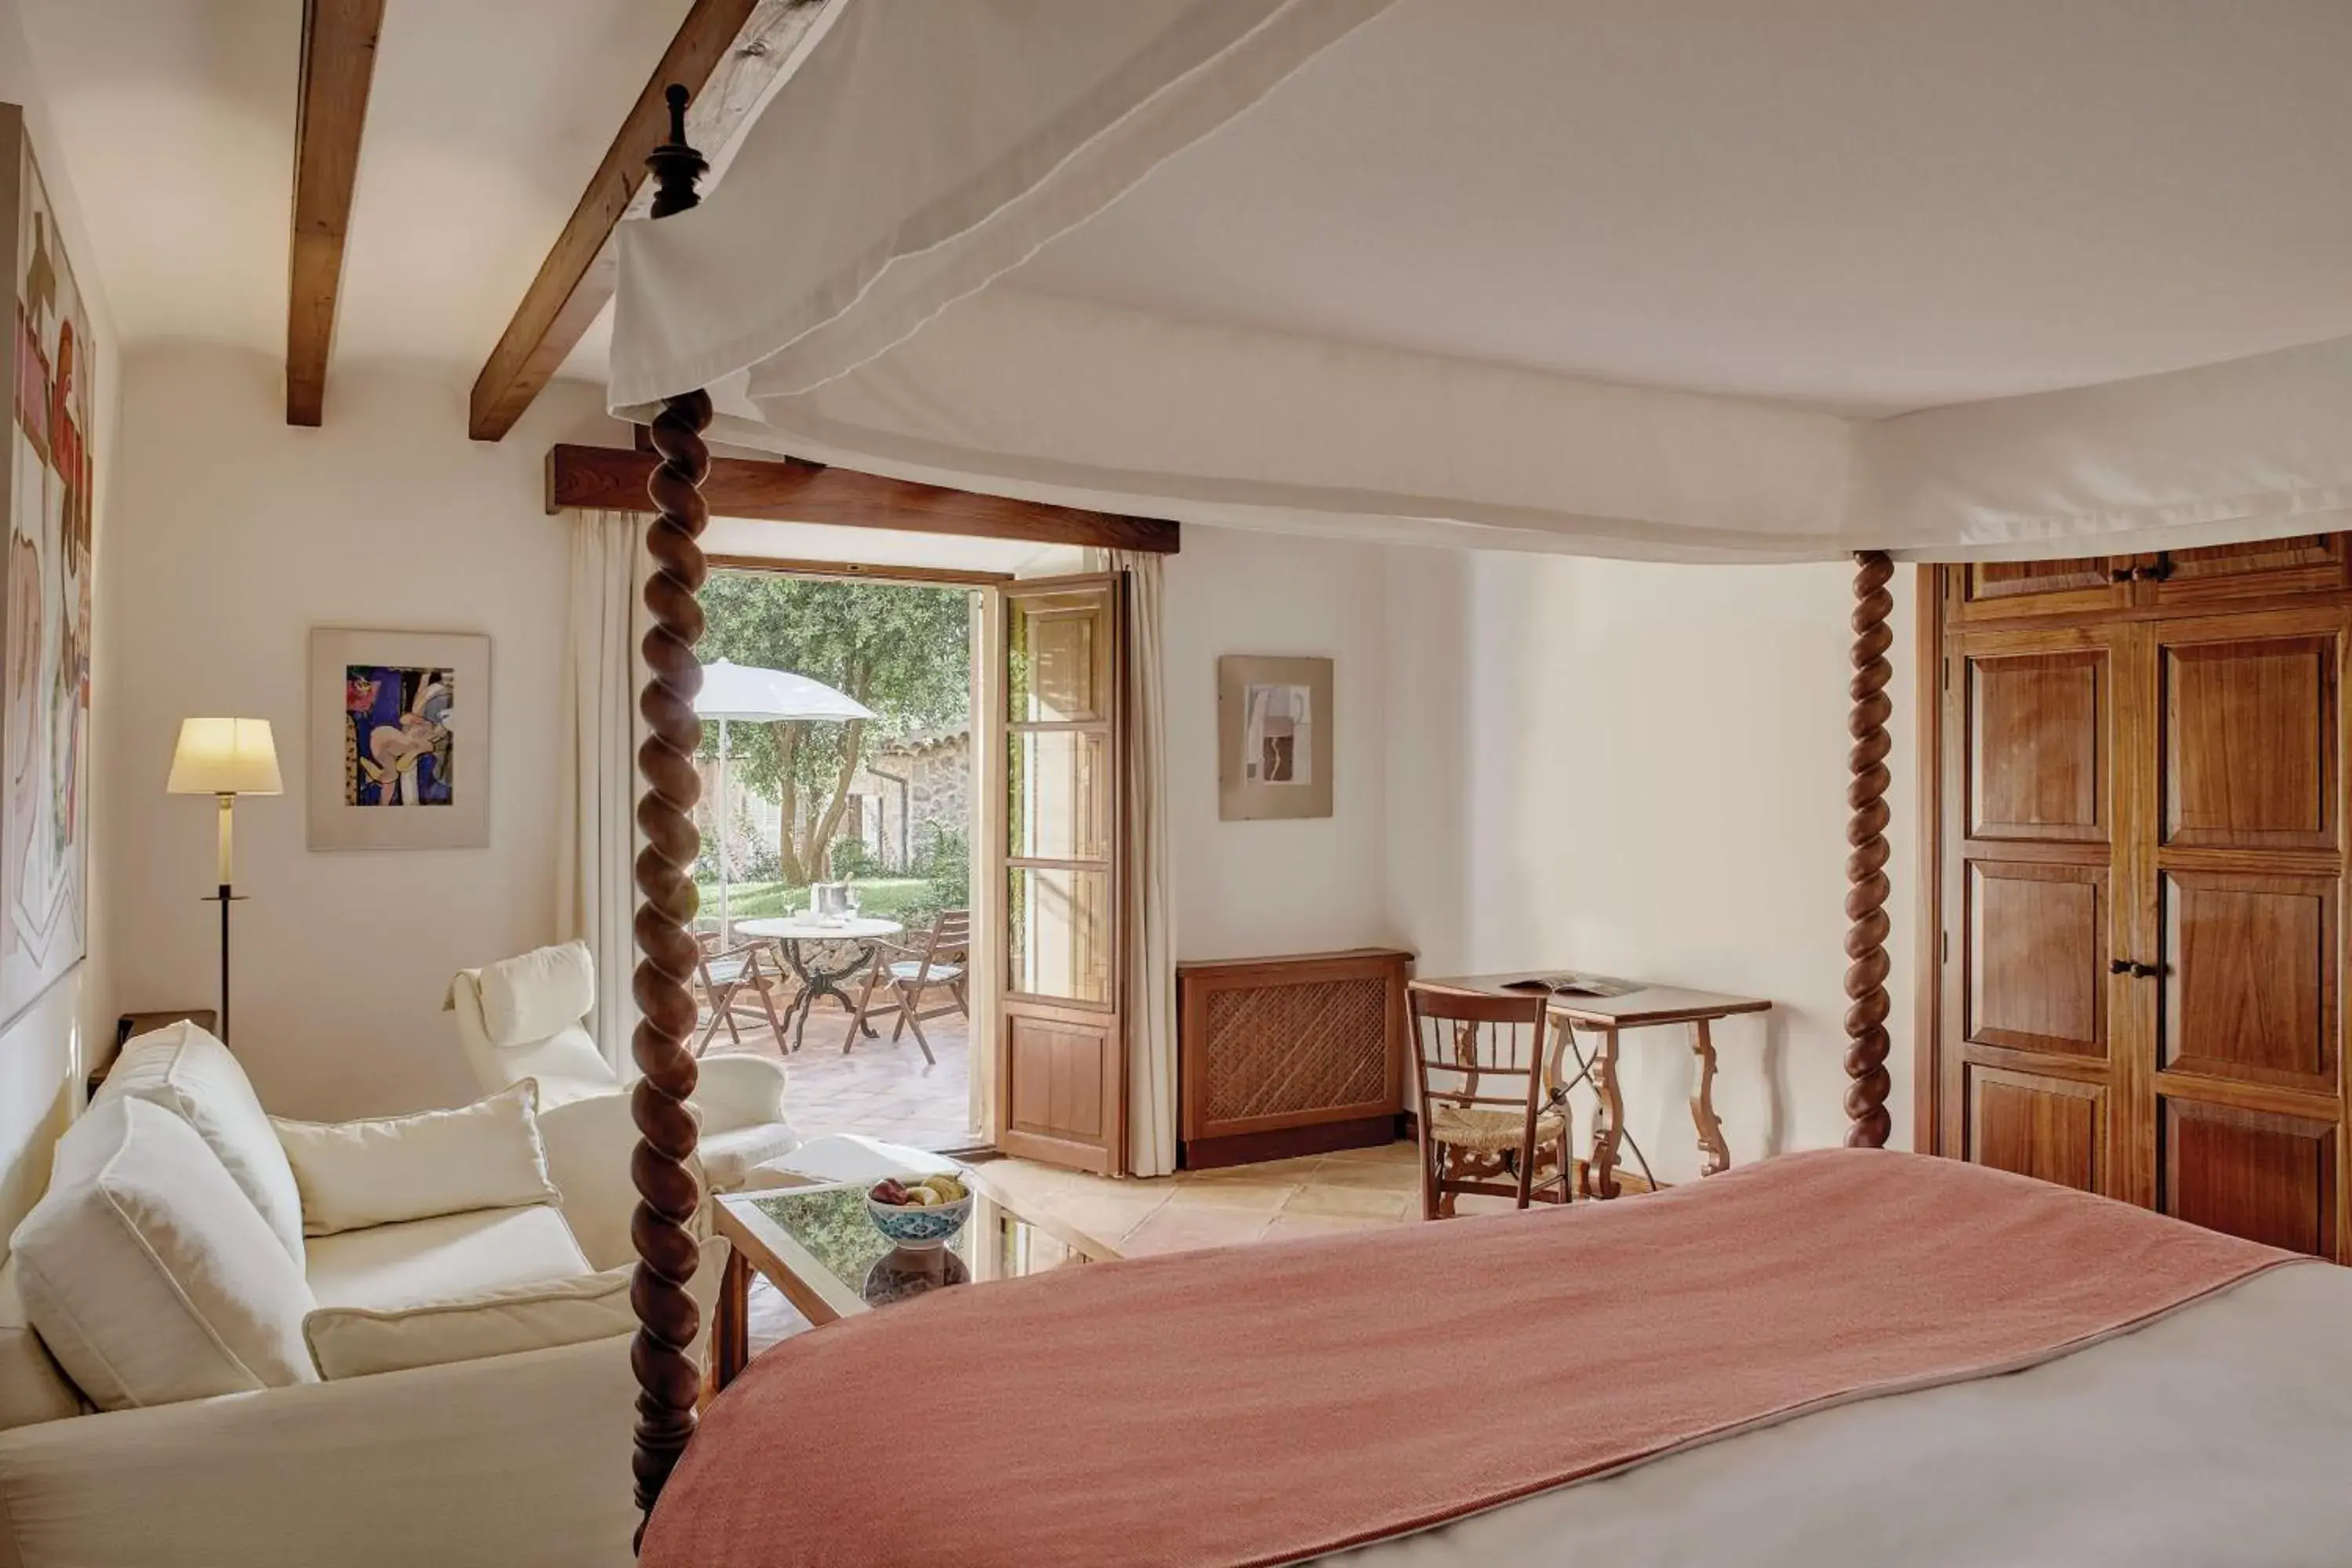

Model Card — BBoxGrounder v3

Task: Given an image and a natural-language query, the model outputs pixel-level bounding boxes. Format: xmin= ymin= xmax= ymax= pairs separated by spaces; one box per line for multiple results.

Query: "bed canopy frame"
xmin=614 ymin=85 xmax=1900 ymax=1535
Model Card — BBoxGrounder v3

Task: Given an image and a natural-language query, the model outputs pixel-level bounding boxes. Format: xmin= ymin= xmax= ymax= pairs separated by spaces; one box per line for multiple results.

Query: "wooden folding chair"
xmin=840 ymin=909 xmax=970 ymax=1063
xmin=1406 ymin=982 xmax=1573 ymax=1219
xmin=694 ymin=934 xmax=794 ymax=1057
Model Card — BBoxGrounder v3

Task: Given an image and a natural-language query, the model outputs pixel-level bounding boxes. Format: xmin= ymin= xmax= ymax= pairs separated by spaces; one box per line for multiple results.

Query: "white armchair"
xmin=446 ymin=942 xmax=800 ymax=1196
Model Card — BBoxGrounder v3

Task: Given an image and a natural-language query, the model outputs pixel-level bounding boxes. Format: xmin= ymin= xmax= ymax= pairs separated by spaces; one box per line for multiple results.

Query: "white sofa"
xmin=0 ymin=1022 xmax=717 ymax=1568
xmin=448 ymin=942 xmax=800 ymax=1207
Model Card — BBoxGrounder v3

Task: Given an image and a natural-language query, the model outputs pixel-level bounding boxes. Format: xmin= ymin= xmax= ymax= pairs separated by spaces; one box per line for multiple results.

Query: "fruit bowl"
xmin=864 ymin=1172 xmax=974 ymax=1250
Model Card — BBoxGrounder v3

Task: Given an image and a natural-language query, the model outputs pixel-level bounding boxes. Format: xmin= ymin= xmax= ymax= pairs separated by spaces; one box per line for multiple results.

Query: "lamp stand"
xmin=203 ymin=794 xmax=248 ymax=1040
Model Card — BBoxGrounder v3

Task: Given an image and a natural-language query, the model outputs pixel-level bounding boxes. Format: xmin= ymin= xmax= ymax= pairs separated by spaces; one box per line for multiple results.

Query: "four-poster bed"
xmin=609 ymin=3 xmax=2352 ymax=1557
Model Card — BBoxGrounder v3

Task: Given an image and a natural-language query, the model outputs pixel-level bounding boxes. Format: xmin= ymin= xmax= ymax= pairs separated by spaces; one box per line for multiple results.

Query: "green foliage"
xmin=827 ymin=837 xmax=880 ymax=881
xmin=695 ymin=877 xmax=929 ymax=922
xmin=903 ymin=824 xmax=971 ymax=928
xmin=697 ymin=572 xmax=971 ymax=881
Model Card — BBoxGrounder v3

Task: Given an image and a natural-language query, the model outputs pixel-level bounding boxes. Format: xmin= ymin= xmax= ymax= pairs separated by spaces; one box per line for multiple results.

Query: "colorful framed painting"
xmin=307 ymin=630 xmax=490 ymax=851
xmin=1217 ymin=655 xmax=1333 ymax=821
xmin=0 ymin=107 xmax=96 ymax=1029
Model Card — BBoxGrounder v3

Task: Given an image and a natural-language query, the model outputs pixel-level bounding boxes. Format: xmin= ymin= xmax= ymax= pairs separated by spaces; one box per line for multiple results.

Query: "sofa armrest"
xmin=0 ymin=1338 xmax=641 ymax=1568
xmin=536 ymin=1091 xmax=711 ymax=1272
xmin=688 ymin=1054 xmax=789 ymax=1134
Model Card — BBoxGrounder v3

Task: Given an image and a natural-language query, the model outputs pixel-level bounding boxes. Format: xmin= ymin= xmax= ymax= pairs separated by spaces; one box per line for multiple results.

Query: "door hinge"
xmin=1942 ymin=657 xmax=1953 ymax=693
xmin=1942 ymin=930 xmax=1951 ymax=964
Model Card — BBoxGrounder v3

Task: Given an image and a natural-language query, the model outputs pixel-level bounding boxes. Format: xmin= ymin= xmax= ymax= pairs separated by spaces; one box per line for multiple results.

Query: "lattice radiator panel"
xmin=1178 ymin=950 xmax=1411 ymax=1165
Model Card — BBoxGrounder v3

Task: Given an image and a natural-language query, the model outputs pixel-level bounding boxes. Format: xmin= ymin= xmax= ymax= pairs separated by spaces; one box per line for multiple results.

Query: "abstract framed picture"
xmin=307 ymin=629 xmax=490 ymax=851
xmin=0 ymin=106 xmax=96 ymax=1029
xmin=1218 ymin=655 xmax=1333 ymax=821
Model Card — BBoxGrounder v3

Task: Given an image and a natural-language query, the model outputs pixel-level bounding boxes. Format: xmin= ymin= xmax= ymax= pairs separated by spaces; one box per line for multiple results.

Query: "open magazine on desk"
xmin=1501 ymin=972 xmax=1641 ymax=1000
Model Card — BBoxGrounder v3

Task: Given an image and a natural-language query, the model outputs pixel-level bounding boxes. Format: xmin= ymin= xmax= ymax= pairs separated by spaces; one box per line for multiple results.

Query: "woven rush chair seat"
xmin=1429 ymin=1103 xmax=1566 ymax=1152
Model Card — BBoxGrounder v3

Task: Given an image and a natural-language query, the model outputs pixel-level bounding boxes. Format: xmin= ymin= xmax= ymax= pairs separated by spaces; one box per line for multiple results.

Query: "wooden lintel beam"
xmin=547 ymin=443 xmax=1181 ymax=555
xmin=467 ymin=0 xmax=822 ymax=442
xmin=706 ymin=554 xmax=1015 ymax=586
xmin=286 ymin=0 xmax=386 ymax=426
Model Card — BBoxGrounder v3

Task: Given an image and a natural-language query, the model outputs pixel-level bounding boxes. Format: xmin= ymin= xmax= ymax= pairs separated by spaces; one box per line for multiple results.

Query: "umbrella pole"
xmin=715 ymin=717 xmax=731 ymax=946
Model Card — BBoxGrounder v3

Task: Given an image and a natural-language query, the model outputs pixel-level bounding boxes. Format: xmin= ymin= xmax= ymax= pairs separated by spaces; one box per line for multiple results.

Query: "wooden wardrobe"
xmin=1922 ymin=534 xmax=2352 ymax=1261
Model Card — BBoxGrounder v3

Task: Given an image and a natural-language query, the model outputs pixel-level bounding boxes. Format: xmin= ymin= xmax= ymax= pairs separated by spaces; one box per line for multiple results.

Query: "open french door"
xmin=989 ymin=575 xmax=1127 ymax=1173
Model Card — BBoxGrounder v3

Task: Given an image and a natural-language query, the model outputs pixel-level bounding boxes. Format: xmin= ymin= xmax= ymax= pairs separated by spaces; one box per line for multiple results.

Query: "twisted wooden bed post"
xmin=631 ymin=84 xmax=711 ymax=1547
xmin=1844 ymin=550 xmax=1895 ymax=1148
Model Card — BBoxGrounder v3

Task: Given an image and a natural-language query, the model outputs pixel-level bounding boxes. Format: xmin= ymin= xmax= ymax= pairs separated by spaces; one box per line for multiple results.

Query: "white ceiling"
xmin=16 ymin=0 xmax=685 ymax=381
xmin=1012 ymin=0 xmax=2352 ymax=416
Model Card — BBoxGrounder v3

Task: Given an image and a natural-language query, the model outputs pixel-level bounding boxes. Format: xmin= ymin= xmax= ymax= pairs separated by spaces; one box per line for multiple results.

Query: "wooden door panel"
xmin=2153 ymin=535 xmax=2348 ymax=606
xmin=1956 ymin=557 xmax=2130 ymax=622
xmin=1965 ymin=862 xmax=2108 ymax=1058
xmin=2160 ymin=871 xmax=2336 ymax=1091
xmin=997 ymin=573 xmax=1127 ymax=1174
xmin=1000 ymin=1013 xmax=1121 ymax=1173
xmin=2159 ymin=1097 xmax=2339 ymax=1257
xmin=1966 ymin=1065 xmax=2105 ymax=1194
xmin=2161 ymin=634 xmax=2336 ymax=851
xmin=1966 ymin=650 xmax=2108 ymax=842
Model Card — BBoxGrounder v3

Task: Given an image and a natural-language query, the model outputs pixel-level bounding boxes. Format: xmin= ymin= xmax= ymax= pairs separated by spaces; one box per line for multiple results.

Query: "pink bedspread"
xmin=644 ymin=1149 xmax=2295 ymax=1568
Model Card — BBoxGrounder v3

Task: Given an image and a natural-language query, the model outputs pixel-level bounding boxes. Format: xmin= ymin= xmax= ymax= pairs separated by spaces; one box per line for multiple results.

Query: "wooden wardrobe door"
xmin=1941 ymin=626 xmax=2132 ymax=1198
xmin=2147 ymin=610 xmax=2350 ymax=1258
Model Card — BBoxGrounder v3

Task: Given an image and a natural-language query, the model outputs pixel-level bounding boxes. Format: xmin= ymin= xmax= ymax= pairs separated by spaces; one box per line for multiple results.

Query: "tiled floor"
xmin=703 ymin=994 xmax=976 ymax=1150
xmin=976 ymin=1140 xmax=1432 ymax=1256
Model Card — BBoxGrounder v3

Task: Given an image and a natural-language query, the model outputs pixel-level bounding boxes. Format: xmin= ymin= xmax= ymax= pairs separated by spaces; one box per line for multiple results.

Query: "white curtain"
xmin=1090 ymin=550 xmax=1177 ymax=1176
xmin=556 ymin=510 xmax=648 ymax=1072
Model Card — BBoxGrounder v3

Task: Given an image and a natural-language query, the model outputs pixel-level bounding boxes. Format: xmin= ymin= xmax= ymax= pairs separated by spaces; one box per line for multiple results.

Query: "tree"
xmin=697 ymin=572 xmax=971 ymax=884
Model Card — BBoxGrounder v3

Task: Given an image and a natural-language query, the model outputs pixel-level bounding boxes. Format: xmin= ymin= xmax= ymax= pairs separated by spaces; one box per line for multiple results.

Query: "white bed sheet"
xmin=1317 ymin=1261 xmax=2352 ymax=1567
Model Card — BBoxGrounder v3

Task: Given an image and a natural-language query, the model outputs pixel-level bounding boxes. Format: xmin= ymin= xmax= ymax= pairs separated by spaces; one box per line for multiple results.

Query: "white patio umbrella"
xmin=694 ymin=659 xmax=874 ymax=941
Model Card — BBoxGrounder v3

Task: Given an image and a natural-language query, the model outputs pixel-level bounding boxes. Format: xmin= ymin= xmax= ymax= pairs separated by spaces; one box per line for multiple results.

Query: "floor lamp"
xmin=167 ymin=718 xmax=282 ymax=1041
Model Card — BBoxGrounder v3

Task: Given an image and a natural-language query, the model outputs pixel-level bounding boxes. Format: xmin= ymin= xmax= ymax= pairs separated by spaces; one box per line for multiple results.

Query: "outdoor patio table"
xmin=736 ymin=915 xmax=906 ymax=1053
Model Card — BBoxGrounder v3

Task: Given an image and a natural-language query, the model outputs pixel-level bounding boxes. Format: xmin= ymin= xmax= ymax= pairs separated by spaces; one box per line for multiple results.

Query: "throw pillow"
xmin=91 ymin=1019 xmax=307 ymax=1267
xmin=14 ymin=1098 xmax=318 ymax=1409
xmin=272 ymin=1081 xmax=561 ymax=1236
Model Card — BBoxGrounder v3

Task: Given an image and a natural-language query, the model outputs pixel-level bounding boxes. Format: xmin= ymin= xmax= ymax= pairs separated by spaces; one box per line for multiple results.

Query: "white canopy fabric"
xmin=612 ymin=0 xmax=2352 ymax=564
xmin=693 ymin=659 xmax=873 ymax=724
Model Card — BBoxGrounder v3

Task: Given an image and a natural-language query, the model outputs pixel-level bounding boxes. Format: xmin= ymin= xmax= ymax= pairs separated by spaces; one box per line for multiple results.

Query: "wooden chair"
xmin=694 ymin=933 xmax=794 ymax=1058
xmin=1406 ymin=982 xmax=1573 ymax=1220
xmin=841 ymin=909 xmax=971 ymax=1063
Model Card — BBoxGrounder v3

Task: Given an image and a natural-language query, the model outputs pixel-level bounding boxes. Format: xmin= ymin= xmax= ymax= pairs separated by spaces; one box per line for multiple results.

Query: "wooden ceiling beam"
xmin=547 ymin=443 xmax=1181 ymax=554
xmin=285 ymin=0 xmax=387 ymax=426
xmin=467 ymin=0 xmax=822 ymax=443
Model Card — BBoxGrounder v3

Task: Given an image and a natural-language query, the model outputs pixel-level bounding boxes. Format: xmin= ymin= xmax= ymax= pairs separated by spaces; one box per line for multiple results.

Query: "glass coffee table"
xmin=710 ymin=1164 xmax=1120 ymax=1390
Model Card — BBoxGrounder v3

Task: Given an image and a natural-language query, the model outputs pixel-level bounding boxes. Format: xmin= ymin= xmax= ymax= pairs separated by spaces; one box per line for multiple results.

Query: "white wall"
xmin=1160 ymin=527 xmax=1916 ymax=1181
xmin=1385 ymin=553 xmax=1917 ymax=1182
xmin=1163 ymin=526 xmax=1405 ymax=961
xmin=101 ymin=345 xmax=628 ymax=1120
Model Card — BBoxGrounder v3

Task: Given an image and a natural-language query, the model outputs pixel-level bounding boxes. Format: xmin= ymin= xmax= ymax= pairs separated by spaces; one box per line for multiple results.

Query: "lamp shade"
xmin=167 ymin=718 xmax=284 ymax=797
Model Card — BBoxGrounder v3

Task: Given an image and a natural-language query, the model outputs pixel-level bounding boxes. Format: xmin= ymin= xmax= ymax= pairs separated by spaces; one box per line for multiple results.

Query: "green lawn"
xmin=694 ymin=878 xmax=930 ymax=922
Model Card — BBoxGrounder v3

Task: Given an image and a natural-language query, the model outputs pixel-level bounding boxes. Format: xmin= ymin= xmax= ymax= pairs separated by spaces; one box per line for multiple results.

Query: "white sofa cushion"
xmin=13 ymin=1098 xmax=318 ymax=1410
xmin=90 ymin=1020 xmax=306 ymax=1267
xmin=477 ymin=941 xmax=596 ymax=1048
xmin=271 ymin=1083 xmax=561 ymax=1236
xmin=303 ymin=1205 xmax=593 ymax=1313
xmin=0 ymin=1258 xmax=85 ymax=1429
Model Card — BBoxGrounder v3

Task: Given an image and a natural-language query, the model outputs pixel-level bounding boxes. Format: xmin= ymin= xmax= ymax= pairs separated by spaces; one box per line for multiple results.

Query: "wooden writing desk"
xmin=1411 ymin=975 xmax=1770 ymax=1197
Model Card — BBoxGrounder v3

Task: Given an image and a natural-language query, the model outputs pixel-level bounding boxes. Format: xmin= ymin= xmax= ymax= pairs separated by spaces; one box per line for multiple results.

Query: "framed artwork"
xmin=307 ymin=629 xmax=490 ymax=851
xmin=0 ymin=107 xmax=96 ymax=1029
xmin=1218 ymin=655 xmax=1333 ymax=821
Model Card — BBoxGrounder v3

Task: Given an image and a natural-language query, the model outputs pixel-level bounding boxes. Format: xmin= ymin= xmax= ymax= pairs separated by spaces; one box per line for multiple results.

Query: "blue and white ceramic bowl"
xmin=866 ymin=1184 xmax=973 ymax=1250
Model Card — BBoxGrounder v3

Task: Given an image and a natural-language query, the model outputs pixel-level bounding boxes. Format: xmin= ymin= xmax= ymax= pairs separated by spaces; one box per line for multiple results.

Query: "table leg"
xmin=1588 ymin=1025 xmax=1624 ymax=1200
xmin=1690 ymin=1018 xmax=1731 ymax=1177
xmin=713 ymin=1244 xmax=751 ymax=1395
